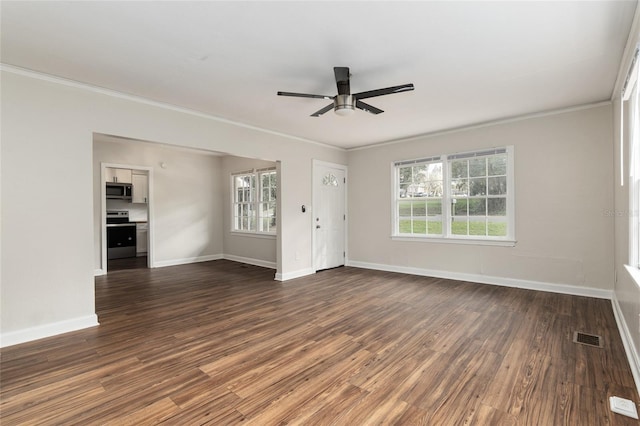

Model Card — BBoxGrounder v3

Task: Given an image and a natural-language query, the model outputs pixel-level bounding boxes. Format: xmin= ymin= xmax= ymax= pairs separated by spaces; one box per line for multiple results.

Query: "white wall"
xmin=0 ymin=69 xmax=346 ymax=345
xmin=221 ymin=155 xmax=277 ymax=268
xmin=93 ymin=137 xmax=224 ymax=271
xmin=348 ymin=104 xmax=614 ymax=295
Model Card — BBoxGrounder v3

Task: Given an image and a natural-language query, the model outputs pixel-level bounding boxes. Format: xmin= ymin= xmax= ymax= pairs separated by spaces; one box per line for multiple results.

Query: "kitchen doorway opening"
xmin=93 ymin=133 xmax=280 ymax=279
xmin=101 ymin=163 xmax=153 ymax=275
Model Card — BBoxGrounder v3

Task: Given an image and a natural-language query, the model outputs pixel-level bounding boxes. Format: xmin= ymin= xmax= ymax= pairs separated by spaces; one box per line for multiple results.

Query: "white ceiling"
xmin=1 ymin=1 xmax=637 ymax=149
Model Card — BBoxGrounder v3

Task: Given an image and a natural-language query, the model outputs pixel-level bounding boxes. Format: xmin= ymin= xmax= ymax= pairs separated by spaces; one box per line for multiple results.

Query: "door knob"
xmin=316 ymin=225 xmax=321 ymax=229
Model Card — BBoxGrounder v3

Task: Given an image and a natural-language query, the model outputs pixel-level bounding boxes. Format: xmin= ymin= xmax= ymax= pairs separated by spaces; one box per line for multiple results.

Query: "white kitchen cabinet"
xmin=105 ymin=167 xmax=132 ymax=183
xmin=132 ymin=173 xmax=149 ymax=204
xmin=136 ymin=222 xmax=148 ymax=255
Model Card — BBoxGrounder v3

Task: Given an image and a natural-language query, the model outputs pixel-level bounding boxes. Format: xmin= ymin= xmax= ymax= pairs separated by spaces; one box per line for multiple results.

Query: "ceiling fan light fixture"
xmin=277 ymin=67 xmax=414 ymax=117
xmin=334 ymin=94 xmax=355 ymax=116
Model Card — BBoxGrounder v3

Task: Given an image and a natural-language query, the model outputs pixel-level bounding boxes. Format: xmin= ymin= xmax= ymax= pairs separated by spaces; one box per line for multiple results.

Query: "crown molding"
xmin=0 ymin=63 xmax=345 ymax=152
xmin=348 ymin=100 xmax=612 ymax=152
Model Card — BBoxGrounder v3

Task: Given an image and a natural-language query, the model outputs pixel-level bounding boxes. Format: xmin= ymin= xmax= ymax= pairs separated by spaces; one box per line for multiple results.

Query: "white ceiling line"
xmin=0 ymin=63 xmax=345 ymax=152
xmin=3 ymin=63 xmax=613 ymax=154
xmin=347 ymin=100 xmax=612 ymax=152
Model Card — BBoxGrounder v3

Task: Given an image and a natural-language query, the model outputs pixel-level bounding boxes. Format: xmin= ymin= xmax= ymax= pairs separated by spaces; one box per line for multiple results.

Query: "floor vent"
xmin=573 ymin=331 xmax=603 ymax=348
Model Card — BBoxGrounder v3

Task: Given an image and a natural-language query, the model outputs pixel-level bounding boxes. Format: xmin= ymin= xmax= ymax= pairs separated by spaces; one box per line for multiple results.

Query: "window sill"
xmin=391 ymin=235 xmax=516 ymax=247
xmin=624 ymin=264 xmax=640 ymax=291
xmin=230 ymin=231 xmax=276 ymax=240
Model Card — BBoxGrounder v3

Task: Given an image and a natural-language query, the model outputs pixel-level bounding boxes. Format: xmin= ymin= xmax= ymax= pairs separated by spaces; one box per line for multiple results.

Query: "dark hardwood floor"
xmin=1 ymin=260 xmax=638 ymax=425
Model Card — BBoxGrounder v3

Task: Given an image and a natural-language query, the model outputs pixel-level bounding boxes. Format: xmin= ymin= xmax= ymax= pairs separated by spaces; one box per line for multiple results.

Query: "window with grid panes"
xmin=232 ymin=168 xmax=277 ymax=234
xmin=394 ymin=147 xmax=514 ymax=243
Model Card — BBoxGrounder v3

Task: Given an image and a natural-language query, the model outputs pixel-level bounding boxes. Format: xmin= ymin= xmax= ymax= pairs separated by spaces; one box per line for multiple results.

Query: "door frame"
xmin=100 ymin=162 xmax=154 ymax=274
xmin=312 ymin=159 xmax=348 ymax=272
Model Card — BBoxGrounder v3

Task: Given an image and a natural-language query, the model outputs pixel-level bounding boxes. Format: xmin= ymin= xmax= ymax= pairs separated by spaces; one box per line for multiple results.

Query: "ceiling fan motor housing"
xmin=334 ymin=94 xmax=355 ymax=116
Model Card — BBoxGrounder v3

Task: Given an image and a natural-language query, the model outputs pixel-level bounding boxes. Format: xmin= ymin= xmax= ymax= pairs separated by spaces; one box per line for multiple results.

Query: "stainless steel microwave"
xmin=106 ymin=182 xmax=132 ymax=200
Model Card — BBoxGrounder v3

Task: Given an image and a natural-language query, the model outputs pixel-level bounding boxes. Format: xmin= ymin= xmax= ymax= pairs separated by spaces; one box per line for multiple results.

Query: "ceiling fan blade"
xmin=277 ymin=91 xmax=333 ymax=100
xmin=334 ymin=67 xmax=350 ymax=95
xmin=310 ymin=103 xmax=335 ymax=117
xmin=353 ymin=83 xmax=414 ymax=100
xmin=356 ymin=100 xmax=384 ymax=115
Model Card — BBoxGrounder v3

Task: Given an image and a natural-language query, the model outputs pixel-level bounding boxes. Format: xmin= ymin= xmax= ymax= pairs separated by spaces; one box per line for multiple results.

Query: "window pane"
xmin=399 ymin=201 xmax=411 ymax=217
xmin=488 ymin=176 xmax=507 ymax=195
xmin=451 ymin=160 xmax=468 ymax=178
xmin=413 ymin=201 xmax=426 ymax=216
xmin=469 ymin=178 xmax=486 ymax=196
xmin=451 ymin=218 xmax=468 ymax=235
xmin=427 ymin=199 xmax=442 ymax=215
xmin=399 ymin=183 xmax=409 ymax=198
xmin=413 ymin=164 xmax=428 ymax=183
xmin=262 ymin=187 xmax=269 ymax=202
xmin=488 ymin=217 xmax=507 ymax=236
xmin=469 ymin=219 xmax=487 ymax=236
xmin=469 ymin=158 xmax=486 ymax=177
xmin=270 ymin=187 xmax=277 ymax=200
xmin=488 ymin=155 xmax=507 ymax=176
xmin=488 ymin=198 xmax=506 ymax=215
xmin=427 ymin=220 xmax=442 ymax=235
xmin=468 ymin=198 xmax=486 ymax=215
xmin=452 ymin=198 xmax=468 ymax=216
xmin=399 ymin=167 xmax=412 ymax=184
xmin=399 ymin=219 xmax=411 ymax=233
xmin=427 ymin=180 xmax=443 ymax=197
xmin=262 ymin=173 xmax=270 ymax=188
xmin=412 ymin=218 xmax=427 ymax=234
xmin=451 ymin=179 xmax=468 ymax=196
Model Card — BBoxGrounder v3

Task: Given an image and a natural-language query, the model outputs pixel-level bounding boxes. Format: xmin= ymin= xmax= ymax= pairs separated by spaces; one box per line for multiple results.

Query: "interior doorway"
xmin=312 ymin=160 xmax=347 ymax=271
xmin=101 ymin=163 xmax=153 ymax=274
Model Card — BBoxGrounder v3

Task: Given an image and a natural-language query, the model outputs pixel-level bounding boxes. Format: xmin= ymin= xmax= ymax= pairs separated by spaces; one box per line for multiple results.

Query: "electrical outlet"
xmin=610 ymin=396 xmax=639 ymax=419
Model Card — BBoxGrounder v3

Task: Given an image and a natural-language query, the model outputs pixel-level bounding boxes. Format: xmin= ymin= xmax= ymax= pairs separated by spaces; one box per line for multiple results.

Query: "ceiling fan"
xmin=277 ymin=67 xmax=414 ymax=117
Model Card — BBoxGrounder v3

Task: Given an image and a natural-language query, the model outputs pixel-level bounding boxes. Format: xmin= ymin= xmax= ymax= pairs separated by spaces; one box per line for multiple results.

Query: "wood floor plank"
xmin=1 ymin=260 xmax=637 ymax=425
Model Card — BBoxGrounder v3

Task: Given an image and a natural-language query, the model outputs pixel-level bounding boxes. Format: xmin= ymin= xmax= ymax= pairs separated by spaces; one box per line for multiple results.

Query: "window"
xmin=626 ymin=48 xmax=640 ymax=268
xmin=393 ymin=147 xmax=514 ymax=243
xmin=232 ymin=168 xmax=277 ymax=234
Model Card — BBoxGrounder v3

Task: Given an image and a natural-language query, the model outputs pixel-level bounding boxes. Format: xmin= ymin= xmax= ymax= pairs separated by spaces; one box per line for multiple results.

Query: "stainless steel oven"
xmin=107 ymin=210 xmax=136 ymax=259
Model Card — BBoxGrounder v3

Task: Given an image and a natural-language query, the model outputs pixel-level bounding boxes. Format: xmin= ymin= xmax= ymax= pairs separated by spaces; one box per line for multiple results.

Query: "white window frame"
xmin=391 ymin=146 xmax=515 ymax=246
xmin=627 ymin=61 xmax=640 ymax=269
xmin=231 ymin=167 xmax=277 ymax=236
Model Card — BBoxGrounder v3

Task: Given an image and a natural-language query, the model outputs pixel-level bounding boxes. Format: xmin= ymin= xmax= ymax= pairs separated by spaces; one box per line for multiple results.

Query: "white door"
xmin=313 ymin=162 xmax=346 ymax=271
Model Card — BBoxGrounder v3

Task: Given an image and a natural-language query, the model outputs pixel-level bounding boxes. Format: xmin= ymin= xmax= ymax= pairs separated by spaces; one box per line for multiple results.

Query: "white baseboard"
xmin=153 ymin=254 xmax=223 ymax=268
xmin=0 ymin=314 xmax=99 ymax=348
xmin=94 ymin=268 xmax=106 ymax=276
xmin=275 ymin=268 xmax=315 ymax=282
xmin=346 ymin=260 xmax=613 ymax=299
xmin=611 ymin=296 xmax=640 ymax=397
xmin=223 ymin=254 xmax=276 ymax=269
